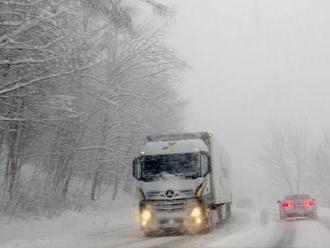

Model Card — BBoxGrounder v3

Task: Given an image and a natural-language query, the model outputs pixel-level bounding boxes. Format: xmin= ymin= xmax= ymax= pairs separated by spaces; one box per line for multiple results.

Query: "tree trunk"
xmin=90 ymin=169 xmax=99 ymax=201
xmin=62 ymin=169 xmax=73 ymax=198
xmin=112 ymin=163 xmax=120 ymax=201
xmin=0 ymin=131 xmax=4 ymax=168
xmin=7 ymin=123 xmax=24 ymax=198
xmin=90 ymin=111 xmax=109 ymax=201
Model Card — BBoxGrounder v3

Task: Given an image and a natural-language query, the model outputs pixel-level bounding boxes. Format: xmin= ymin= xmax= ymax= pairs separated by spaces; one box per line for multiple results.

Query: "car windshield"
xmin=140 ymin=153 xmax=199 ymax=180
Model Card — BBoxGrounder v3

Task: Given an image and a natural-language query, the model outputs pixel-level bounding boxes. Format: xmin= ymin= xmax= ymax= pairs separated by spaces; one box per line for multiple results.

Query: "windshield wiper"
xmin=141 ymin=174 xmax=161 ymax=181
xmin=184 ymin=175 xmax=199 ymax=179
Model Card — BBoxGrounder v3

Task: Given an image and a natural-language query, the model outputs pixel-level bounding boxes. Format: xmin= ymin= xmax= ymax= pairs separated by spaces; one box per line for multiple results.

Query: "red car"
xmin=278 ymin=194 xmax=317 ymax=220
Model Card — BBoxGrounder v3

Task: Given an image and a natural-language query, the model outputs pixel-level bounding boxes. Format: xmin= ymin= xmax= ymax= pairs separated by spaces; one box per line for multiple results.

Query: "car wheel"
xmin=311 ymin=213 xmax=318 ymax=220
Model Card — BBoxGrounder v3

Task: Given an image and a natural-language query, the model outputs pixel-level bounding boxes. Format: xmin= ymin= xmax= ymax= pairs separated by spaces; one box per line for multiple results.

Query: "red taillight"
xmin=304 ymin=200 xmax=316 ymax=208
xmin=281 ymin=202 xmax=294 ymax=208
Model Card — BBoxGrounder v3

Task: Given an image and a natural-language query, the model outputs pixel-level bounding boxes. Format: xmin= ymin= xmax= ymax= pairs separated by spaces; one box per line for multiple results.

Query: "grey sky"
xmin=165 ymin=0 xmax=330 ymax=196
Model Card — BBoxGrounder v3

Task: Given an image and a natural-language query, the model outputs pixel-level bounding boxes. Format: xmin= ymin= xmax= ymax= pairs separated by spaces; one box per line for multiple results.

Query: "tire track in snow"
xmin=317 ymin=217 xmax=330 ymax=231
xmin=271 ymin=221 xmax=296 ymax=248
xmin=293 ymin=219 xmax=330 ymax=248
xmin=89 ymin=226 xmax=136 ymax=237
xmin=111 ymin=236 xmax=180 ymax=248
xmin=147 ymin=210 xmax=252 ymax=248
xmin=103 ymin=228 xmax=159 ymax=248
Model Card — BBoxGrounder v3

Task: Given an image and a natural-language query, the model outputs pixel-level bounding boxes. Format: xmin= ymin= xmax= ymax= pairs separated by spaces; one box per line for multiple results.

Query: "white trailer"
xmin=133 ymin=132 xmax=232 ymax=236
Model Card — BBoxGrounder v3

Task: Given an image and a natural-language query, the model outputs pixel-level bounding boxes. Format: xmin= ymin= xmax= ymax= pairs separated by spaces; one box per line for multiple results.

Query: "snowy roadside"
xmin=0 ymin=204 xmax=265 ymax=248
xmin=2 ymin=205 xmax=330 ymax=248
xmin=0 ymin=205 xmax=274 ymax=248
xmin=0 ymin=197 xmax=139 ymax=248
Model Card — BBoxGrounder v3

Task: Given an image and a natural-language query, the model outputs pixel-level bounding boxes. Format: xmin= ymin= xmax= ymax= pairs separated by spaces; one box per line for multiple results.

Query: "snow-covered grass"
xmin=0 ymin=195 xmax=139 ymax=248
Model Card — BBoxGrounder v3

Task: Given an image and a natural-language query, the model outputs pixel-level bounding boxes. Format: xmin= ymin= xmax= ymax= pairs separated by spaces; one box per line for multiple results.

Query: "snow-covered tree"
xmin=259 ymin=127 xmax=309 ymax=196
xmin=0 ymin=0 xmax=184 ymax=215
xmin=312 ymin=133 xmax=330 ymax=206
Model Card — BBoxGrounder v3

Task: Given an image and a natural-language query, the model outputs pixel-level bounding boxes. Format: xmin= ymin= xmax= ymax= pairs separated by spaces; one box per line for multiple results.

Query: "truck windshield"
xmin=140 ymin=153 xmax=199 ymax=180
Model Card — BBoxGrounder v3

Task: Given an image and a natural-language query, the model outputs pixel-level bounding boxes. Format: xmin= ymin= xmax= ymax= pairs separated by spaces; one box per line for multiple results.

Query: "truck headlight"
xmin=195 ymin=217 xmax=202 ymax=224
xmin=141 ymin=209 xmax=152 ymax=221
xmin=191 ymin=206 xmax=202 ymax=218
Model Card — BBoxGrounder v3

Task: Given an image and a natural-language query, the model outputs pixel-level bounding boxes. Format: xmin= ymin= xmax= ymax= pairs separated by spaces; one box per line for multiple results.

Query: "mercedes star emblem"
xmin=165 ymin=189 xmax=174 ymax=198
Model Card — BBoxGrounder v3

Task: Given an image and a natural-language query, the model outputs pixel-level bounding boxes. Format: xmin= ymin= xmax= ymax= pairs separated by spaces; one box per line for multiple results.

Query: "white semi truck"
xmin=132 ymin=132 xmax=232 ymax=236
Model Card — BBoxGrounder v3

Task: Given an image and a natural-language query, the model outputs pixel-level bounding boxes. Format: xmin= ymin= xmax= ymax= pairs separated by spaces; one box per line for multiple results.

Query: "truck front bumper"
xmin=140 ymin=210 xmax=205 ymax=233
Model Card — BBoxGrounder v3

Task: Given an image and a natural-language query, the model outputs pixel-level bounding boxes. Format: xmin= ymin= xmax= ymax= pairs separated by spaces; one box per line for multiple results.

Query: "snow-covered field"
xmin=2 ymin=204 xmax=330 ymax=248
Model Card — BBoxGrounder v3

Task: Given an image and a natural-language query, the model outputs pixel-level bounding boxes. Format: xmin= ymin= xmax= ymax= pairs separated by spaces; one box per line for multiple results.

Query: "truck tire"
xmin=221 ymin=205 xmax=227 ymax=223
xmin=226 ymin=204 xmax=232 ymax=218
xmin=204 ymin=210 xmax=214 ymax=233
xmin=216 ymin=205 xmax=223 ymax=224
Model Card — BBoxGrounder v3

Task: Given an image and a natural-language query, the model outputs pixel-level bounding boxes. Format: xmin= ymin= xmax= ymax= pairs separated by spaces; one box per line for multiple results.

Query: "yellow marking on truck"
xmin=169 ymin=145 xmax=176 ymax=154
xmin=196 ymin=183 xmax=206 ymax=197
xmin=137 ymin=189 xmax=145 ymax=200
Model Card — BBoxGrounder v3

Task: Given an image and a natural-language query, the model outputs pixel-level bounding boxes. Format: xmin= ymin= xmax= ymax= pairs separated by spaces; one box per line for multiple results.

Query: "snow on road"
xmin=2 ymin=207 xmax=330 ymax=248
xmin=293 ymin=219 xmax=330 ymax=248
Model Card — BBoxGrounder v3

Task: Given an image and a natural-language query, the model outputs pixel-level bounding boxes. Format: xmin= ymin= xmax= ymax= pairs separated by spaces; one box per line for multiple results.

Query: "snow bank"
xmin=0 ymin=196 xmax=138 ymax=248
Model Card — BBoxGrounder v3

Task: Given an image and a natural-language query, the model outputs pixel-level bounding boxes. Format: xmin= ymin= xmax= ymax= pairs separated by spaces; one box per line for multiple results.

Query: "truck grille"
xmin=146 ymin=190 xmax=194 ymax=199
xmin=149 ymin=199 xmax=194 ymax=212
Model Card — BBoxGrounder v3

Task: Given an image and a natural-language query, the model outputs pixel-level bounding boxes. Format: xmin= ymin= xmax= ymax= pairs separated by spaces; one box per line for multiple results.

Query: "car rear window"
xmin=285 ymin=194 xmax=310 ymax=200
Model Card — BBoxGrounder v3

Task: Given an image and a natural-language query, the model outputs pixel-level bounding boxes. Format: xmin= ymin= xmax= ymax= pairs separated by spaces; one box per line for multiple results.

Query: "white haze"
xmin=165 ymin=0 xmax=330 ymax=198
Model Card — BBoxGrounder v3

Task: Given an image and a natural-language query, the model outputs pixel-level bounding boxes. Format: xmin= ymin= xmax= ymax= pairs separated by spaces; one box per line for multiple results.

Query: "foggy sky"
xmin=166 ymin=0 xmax=330 ymax=197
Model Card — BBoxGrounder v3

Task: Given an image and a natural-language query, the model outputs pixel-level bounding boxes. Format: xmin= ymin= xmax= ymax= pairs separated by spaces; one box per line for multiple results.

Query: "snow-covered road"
xmin=2 ymin=208 xmax=330 ymax=248
xmin=116 ymin=213 xmax=330 ymax=248
xmin=88 ymin=210 xmax=330 ymax=248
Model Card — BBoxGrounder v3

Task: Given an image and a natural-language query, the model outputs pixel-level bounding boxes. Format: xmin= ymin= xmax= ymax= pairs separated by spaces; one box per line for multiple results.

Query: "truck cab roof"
xmin=141 ymin=139 xmax=209 ymax=156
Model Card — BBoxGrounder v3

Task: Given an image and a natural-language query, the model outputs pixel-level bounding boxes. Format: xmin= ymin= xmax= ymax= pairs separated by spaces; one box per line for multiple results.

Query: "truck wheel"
xmin=206 ymin=216 xmax=213 ymax=233
xmin=216 ymin=207 xmax=222 ymax=224
xmin=226 ymin=204 xmax=232 ymax=218
xmin=203 ymin=210 xmax=214 ymax=233
xmin=216 ymin=205 xmax=226 ymax=224
xmin=221 ymin=205 xmax=227 ymax=223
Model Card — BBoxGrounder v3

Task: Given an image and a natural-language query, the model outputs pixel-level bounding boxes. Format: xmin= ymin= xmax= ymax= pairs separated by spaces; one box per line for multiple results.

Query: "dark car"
xmin=278 ymin=194 xmax=317 ymax=220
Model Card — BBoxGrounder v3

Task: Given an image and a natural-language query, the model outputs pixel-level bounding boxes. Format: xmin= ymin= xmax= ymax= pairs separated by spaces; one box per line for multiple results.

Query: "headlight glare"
xmin=195 ymin=217 xmax=202 ymax=224
xmin=141 ymin=209 xmax=152 ymax=221
xmin=191 ymin=207 xmax=202 ymax=218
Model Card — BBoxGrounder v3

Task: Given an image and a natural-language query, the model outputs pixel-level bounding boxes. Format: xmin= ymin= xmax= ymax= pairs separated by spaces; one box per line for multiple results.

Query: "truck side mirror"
xmin=132 ymin=158 xmax=141 ymax=179
xmin=207 ymin=156 xmax=212 ymax=173
xmin=201 ymin=154 xmax=210 ymax=177
xmin=277 ymin=200 xmax=281 ymax=204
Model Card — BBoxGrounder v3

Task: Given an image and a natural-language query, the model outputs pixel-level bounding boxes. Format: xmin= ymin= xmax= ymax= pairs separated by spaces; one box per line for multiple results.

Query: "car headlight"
xmin=191 ymin=207 xmax=202 ymax=218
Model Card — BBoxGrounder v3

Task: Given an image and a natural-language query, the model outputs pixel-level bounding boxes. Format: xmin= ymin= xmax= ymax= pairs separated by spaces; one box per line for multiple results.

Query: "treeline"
xmin=0 ymin=0 xmax=184 ymax=216
xmin=260 ymin=127 xmax=330 ymax=206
